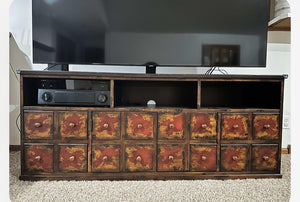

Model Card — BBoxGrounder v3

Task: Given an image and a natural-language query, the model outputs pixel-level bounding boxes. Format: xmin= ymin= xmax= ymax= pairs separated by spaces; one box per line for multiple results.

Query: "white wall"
xmin=9 ymin=0 xmax=291 ymax=148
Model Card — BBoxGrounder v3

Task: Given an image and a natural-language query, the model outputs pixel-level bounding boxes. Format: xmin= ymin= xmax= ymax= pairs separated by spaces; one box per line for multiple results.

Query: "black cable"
xmin=44 ymin=64 xmax=57 ymax=70
xmin=16 ymin=113 xmax=21 ymax=133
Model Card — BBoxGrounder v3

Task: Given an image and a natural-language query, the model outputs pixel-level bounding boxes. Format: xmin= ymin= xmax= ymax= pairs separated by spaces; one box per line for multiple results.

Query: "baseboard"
xmin=9 ymin=145 xmax=291 ymax=154
xmin=9 ymin=145 xmax=21 ymax=151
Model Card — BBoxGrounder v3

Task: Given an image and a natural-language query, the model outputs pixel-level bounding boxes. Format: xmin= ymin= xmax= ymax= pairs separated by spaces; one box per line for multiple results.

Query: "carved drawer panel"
xmin=253 ymin=114 xmax=279 ymax=140
xmin=221 ymin=114 xmax=249 ymax=140
xmin=92 ymin=144 xmax=120 ymax=172
xmin=190 ymin=145 xmax=217 ymax=171
xmin=220 ymin=144 xmax=248 ymax=172
xmin=24 ymin=144 xmax=54 ymax=173
xmin=24 ymin=112 xmax=53 ymax=139
xmin=158 ymin=113 xmax=185 ymax=139
xmin=125 ymin=113 xmax=154 ymax=139
xmin=58 ymin=144 xmax=88 ymax=172
xmin=252 ymin=144 xmax=279 ymax=172
xmin=59 ymin=112 xmax=88 ymax=140
xmin=92 ymin=112 xmax=120 ymax=140
xmin=125 ymin=144 xmax=154 ymax=172
xmin=157 ymin=144 xmax=185 ymax=171
xmin=190 ymin=113 xmax=217 ymax=140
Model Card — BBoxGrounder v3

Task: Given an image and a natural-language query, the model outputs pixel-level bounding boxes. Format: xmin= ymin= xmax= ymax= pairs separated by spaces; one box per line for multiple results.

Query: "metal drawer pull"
xmin=168 ymin=155 xmax=174 ymax=161
xmin=34 ymin=122 xmax=42 ymax=128
xmin=201 ymin=124 xmax=207 ymax=129
xmin=137 ymin=124 xmax=143 ymax=129
xmin=169 ymin=124 xmax=174 ymax=129
xmin=103 ymin=156 xmax=108 ymax=161
xmin=264 ymin=124 xmax=271 ymax=129
xmin=233 ymin=125 xmax=239 ymax=129
xmin=263 ymin=156 xmax=269 ymax=161
xmin=201 ymin=156 xmax=207 ymax=161
xmin=69 ymin=156 xmax=75 ymax=161
xmin=136 ymin=156 xmax=142 ymax=162
xmin=103 ymin=123 xmax=109 ymax=129
xmin=35 ymin=156 xmax=41 ymax=161
xmin=232 ymin=155 xmax=238 ymax=161
xmin=69 ymin=123 xmax=76 ymax=128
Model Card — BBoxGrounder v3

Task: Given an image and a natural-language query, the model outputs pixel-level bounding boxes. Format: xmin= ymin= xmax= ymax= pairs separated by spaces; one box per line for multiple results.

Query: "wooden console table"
xmin=19 ymin=70 xmax=284 ymax=180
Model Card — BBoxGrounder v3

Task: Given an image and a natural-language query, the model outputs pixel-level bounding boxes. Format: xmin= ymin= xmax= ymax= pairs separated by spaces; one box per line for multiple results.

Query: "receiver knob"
xmin=97 ymin=94 xmax=107 ymax=103
xmin=42 ymin=92 xmax=52 ymax=102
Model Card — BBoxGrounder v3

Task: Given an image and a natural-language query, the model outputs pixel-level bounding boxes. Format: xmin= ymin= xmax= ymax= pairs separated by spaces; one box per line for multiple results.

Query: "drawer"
xmin=251 ymin=144 xmax=279 ymax=172
xmin=157 ymin=144 xmax=185 ymax=171
xmin=220 ymin=144 xmax=248 ymax=172
xmin=59 ymin=112 xmax=88 ymax=140
xmin=24 ymin=144 xmax=54 ymax=173
xmin=92 ymin=112 xmax=120 ymax=140
xmin=125 ymin=144 xmax=154 ymax=172
xmin=92 ymin=144 xmax=120 ymax=172
xmin=190 ymin=145 xmax=217 ymax=171
xmin=158 ymin=113 xmax=185 ymax=140
xmin=253 ymin=114 xmax=279 ymax=140
xmin=190 ymin=113 xmax=217 ymax=140
xmin=24 ymin=112 xmax=53 ymax=139
xmin=221 ymin=113 xmax=249 ymax=140
xmin=58 ymin=144 xmax=88 ymax=172
xmin=125 ymin=112 xmax=154 ymax=139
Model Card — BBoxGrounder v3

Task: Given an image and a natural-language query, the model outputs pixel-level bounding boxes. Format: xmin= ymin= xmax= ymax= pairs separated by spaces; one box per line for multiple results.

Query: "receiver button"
xmin=97 ymin=94 xmax=107 ymax=103
xmin=42 ymin=92 xmax=52 ymax=102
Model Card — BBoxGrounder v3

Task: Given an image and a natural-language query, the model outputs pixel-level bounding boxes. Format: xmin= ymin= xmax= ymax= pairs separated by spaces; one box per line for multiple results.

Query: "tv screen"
xmin=32 ymin=0 xmax=269 ymax=67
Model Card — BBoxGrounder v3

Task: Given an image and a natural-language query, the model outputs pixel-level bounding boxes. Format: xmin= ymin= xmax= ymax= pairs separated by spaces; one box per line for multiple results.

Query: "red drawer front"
xmin=191 ymin=113 xmax=217 ymax=140
xmin=158 ymin=113 xmax=185 ymax=140
xmin=24 ymin=144 xmax=54 ymax=173
xmin=93 ymin=112 xmax=120 ymax=140
xmin=157 ymin=144 xmax=185 ymax=171
xmin=190 ymin=145 xmax=217 ymax=171
xmin=125 ymin=113 xmax=154 ymax=139
xmin=24 ymin=112 xmax=53 ymax=139
xmin=125 ymin=145 xmax=154 ymax=171
xmin=92 ymin=145 xmax=120 ymax=172
xmin=58 ymin=144 xmax=87 ymax=172
xmin=220 ymin=145 xmax=248 ymax=172
xmin=221 ymin=114 xmax=249 ymax=140
xmin=252 ymin=144 xmax=279 ymax=171
xmin=253 ymin=114 xmax=279 ymax=140
xmin=59 ymin=112 xmax=87 ymax=139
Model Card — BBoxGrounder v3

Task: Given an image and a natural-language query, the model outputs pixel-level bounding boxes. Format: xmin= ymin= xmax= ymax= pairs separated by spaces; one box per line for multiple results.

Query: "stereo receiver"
xmin=38 ymin=89 xmax=110 ymax=106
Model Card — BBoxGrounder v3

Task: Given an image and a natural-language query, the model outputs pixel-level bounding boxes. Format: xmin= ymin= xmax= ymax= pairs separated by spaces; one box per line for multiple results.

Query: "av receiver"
xmin=38 ymin=89 xmax=110 ymax=106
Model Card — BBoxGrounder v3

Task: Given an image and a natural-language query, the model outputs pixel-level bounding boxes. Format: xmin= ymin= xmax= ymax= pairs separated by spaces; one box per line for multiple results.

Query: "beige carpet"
xmin=9 ymin=151 xmax=290 ymax=202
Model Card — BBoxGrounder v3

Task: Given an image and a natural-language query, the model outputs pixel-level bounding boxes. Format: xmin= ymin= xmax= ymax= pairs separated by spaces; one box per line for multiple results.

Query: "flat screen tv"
xmin=32 ymin=0 xmax=269 ymax=70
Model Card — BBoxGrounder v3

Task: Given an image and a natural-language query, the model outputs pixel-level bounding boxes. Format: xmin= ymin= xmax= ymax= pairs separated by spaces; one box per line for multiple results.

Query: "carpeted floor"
xmin=9 ymin=151 xmax=290 ymax=202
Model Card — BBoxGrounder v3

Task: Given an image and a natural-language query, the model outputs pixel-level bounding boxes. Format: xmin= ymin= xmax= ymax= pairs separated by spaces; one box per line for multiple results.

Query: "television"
xmin=32 ymin=0 xmax=269 ymax=72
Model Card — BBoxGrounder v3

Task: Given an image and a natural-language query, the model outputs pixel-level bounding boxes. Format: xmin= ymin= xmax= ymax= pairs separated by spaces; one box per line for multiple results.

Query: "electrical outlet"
xmin=283 ymin=115 xmax=290 ymax=129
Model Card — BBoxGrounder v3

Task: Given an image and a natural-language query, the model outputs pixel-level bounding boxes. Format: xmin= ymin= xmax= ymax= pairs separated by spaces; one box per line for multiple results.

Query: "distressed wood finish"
xmin=58 ymin=144 xmax=88 ymax=172
xmin=157 ymin=144 xmax=185 ymax=171
xmin=190 ymin=113 xmax=217 ymax=140
xmin=59 ymin=112 xmax=88 ymax=140
xmin=125 ymin=144 xmax=154 ymax=172
xmin=125 ymin=113 xmax=154 ymax=140
xmin=190 ymin=145 xmax=217 ymax=171
xmin=92 ymin=144 xmax=120 ymax=172
xmin=24 ymin=112 xmax=53 ymax=139
xmin=252 ymin=144 xmax=279 ymax=171
xmin=221 ymin=114 xmax=249 ymax=140
xmin=92 ymin=112 xmax=120 ymax=140
xmin=158 ymin=113 xmax=185 ymax=140
xmin=24 ymin=144 xmax=54 ymax=173
xmin=19 ymin=70 xmax=285 ymax=180
xmin=220 ymin=144 xmax=248 ymax=172
xmin=253 ymin=114 xmax=279 ymax=140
